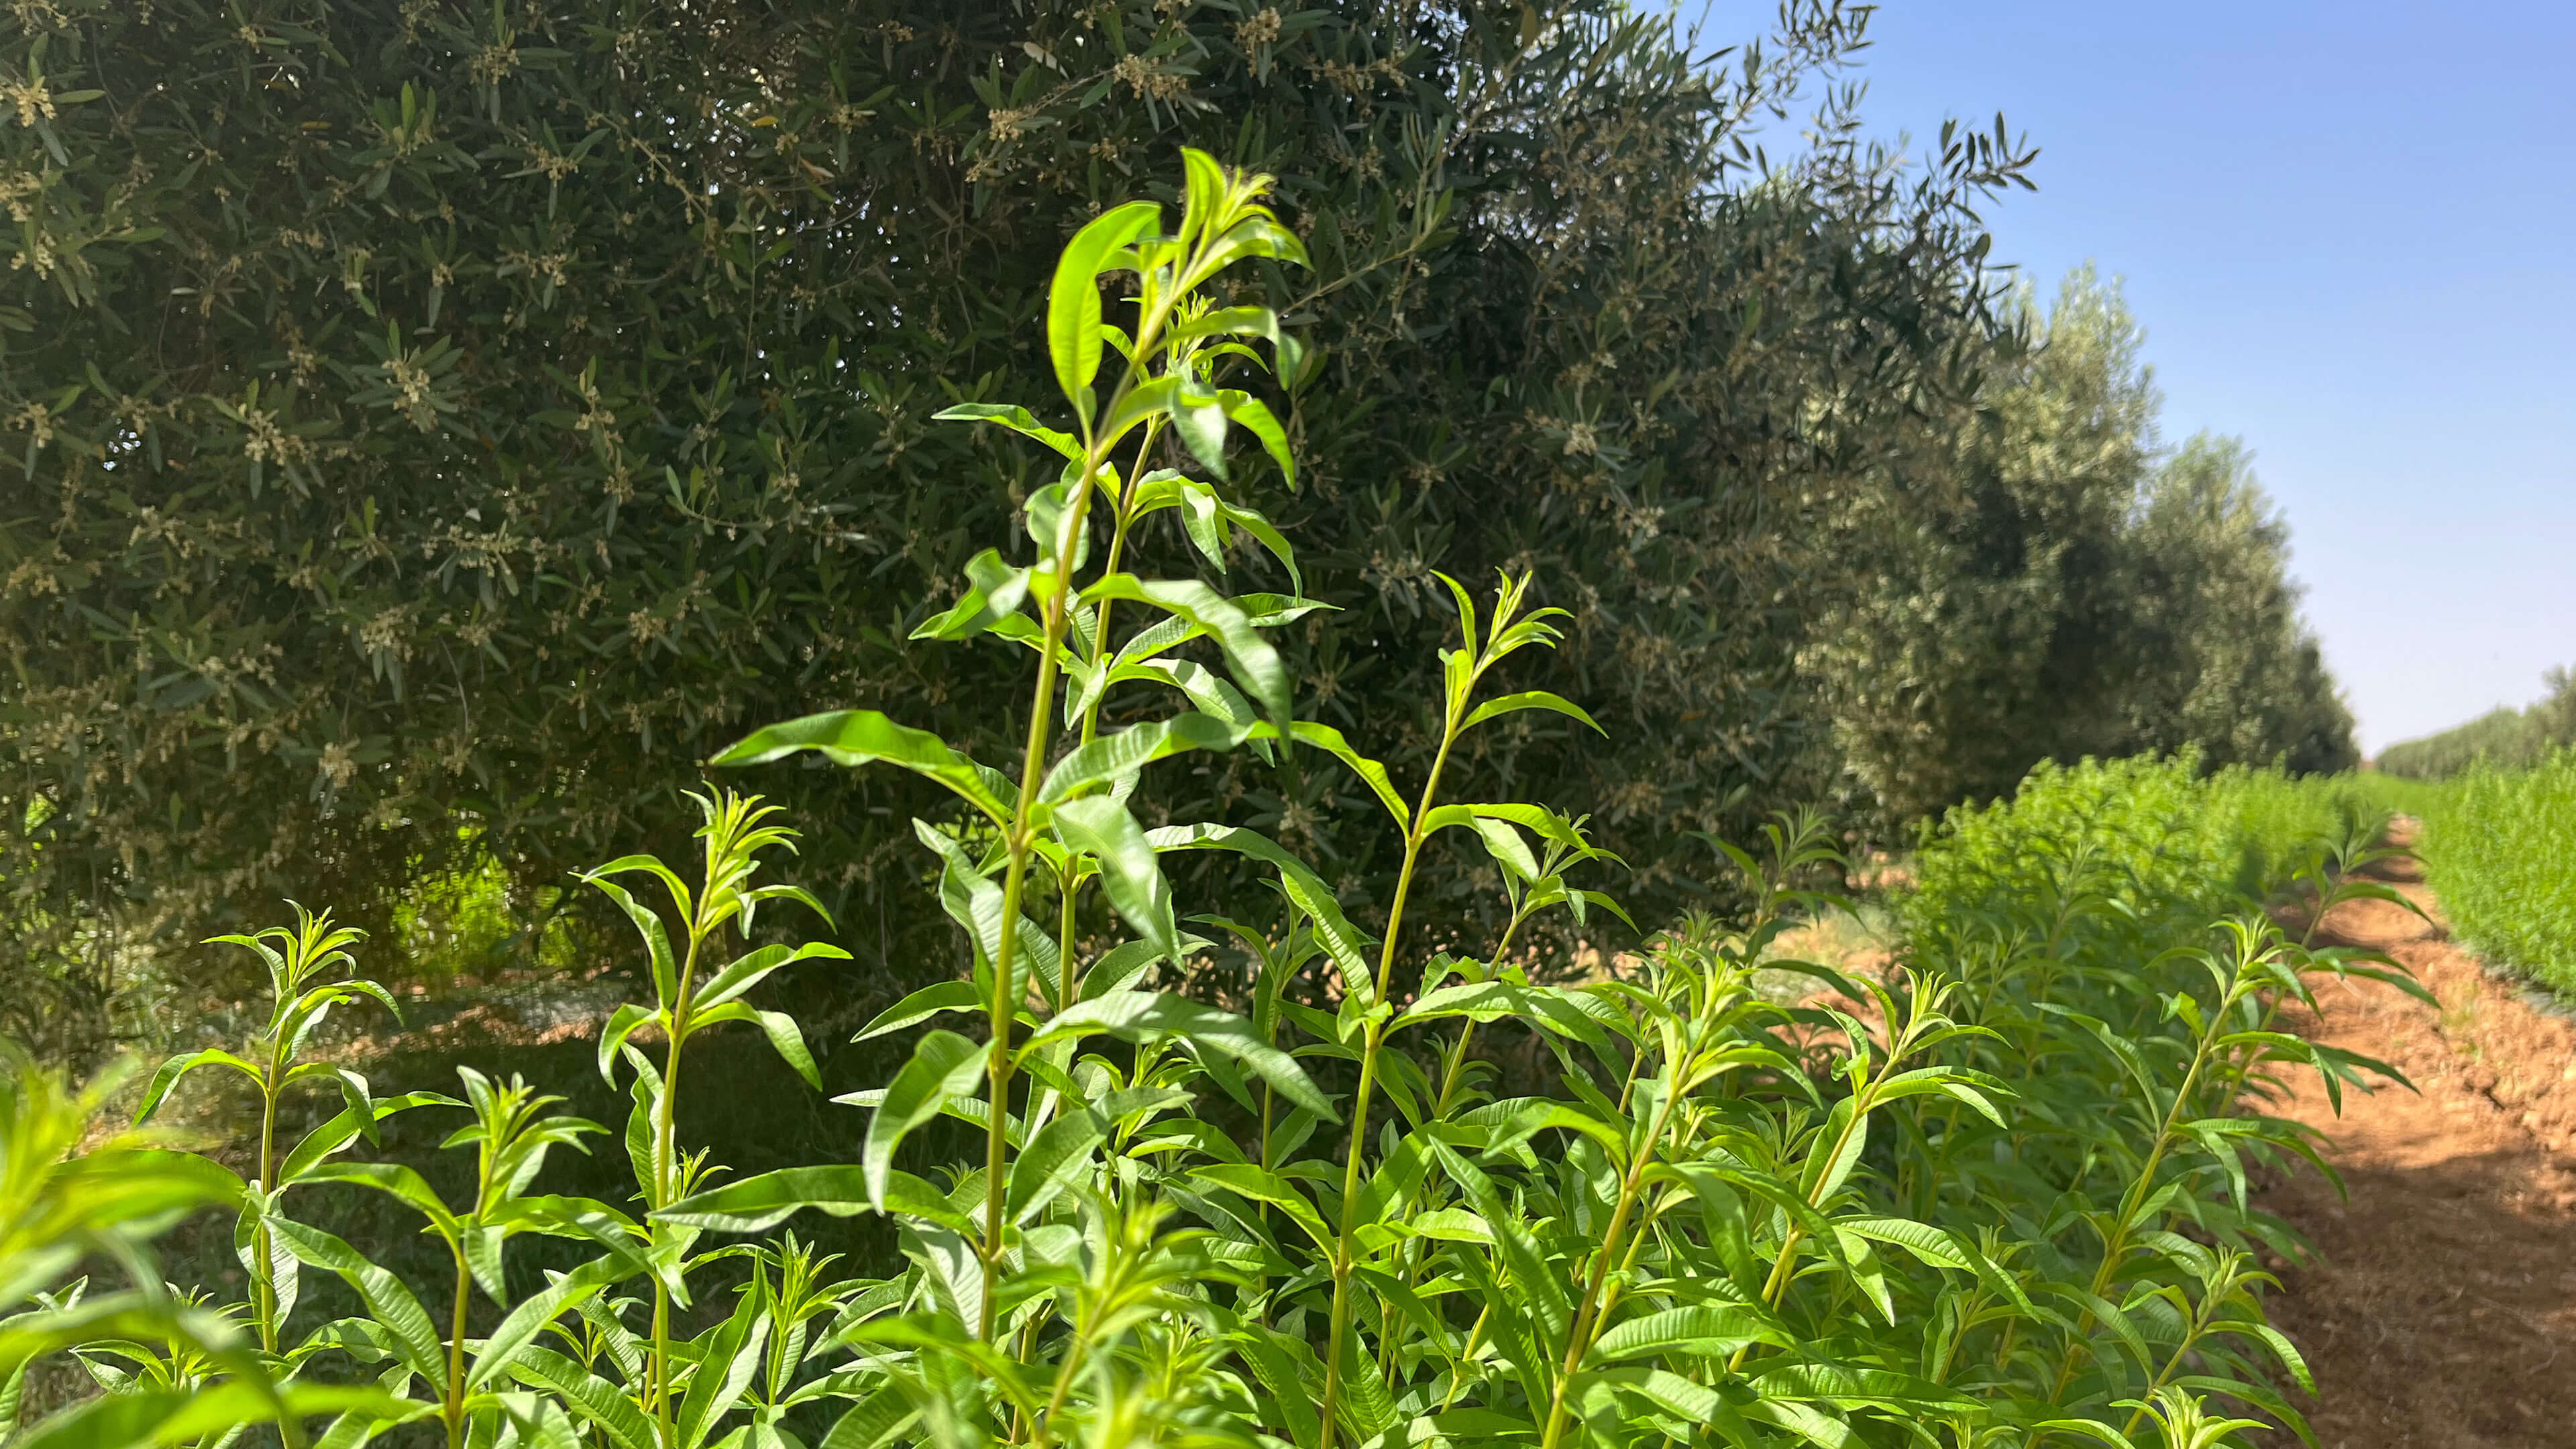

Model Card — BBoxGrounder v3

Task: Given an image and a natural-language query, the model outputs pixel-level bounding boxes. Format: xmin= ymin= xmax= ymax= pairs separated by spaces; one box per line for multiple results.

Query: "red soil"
xmin=2257 ymin=824 xmax=2576 ymax=1446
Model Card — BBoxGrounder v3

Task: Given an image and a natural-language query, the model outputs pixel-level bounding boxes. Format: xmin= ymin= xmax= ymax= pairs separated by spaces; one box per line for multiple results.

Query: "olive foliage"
xmin=0 ymin=0 xmax=2037 ymax=1022
xmin=1803 ymin=270 xmax=2357 ymax=822
xmin=2377 ymin=667 xmax=2576 ymax=779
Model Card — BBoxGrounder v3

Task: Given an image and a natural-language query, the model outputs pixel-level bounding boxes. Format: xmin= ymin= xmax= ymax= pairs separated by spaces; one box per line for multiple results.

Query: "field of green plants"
xmin=2 ymin=162 xmax=2440 ymax=1449
xmin=2387 ymin=752 xmax=2576 ymax=995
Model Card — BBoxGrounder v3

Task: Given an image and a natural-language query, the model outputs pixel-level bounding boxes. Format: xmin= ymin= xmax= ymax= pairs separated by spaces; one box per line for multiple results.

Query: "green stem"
xmin=649 ymin=925 xmax=704 ymax=1449
xmin=977 ymin=250 xmax=1194 ymax=1342
xmin=444 ymin=1247 xmax=471 ymax=1449
xmin=254 ymin=1069 xmax=280 ymax=1354
xmin=2045 ymin=983 xmax=2237 ymax=1405
xmin=1538 ymin=1079 xmax=1689 ymax=1449
xmin=1374 ymin=910 xmax=1529 ymax=1380
xmin=981 ymin=647 xmax=1058 ymax=1338
xmin=1032 ymin=1314 xmax=1095 ymax=1449
xmin=1729 ymin=1080 xmax=1878 ymax=1377
xmin=1316 ymin=723 xmax=1461 ymax=1449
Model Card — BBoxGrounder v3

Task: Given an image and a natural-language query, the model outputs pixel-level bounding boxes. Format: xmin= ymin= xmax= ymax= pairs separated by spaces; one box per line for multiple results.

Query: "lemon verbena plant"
xmin=0 ymin=160 xmax=2421 ymax=1449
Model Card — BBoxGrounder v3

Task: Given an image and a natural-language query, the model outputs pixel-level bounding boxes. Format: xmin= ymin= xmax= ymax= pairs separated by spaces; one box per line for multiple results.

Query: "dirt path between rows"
xmin=2256 ymin=821 xmax=2576 ymax=1446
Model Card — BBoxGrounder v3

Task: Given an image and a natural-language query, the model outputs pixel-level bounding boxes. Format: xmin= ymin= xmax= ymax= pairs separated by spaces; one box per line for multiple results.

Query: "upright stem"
xmin=254 ymin=1071 xmax=281 ymax=1353
xmin=981 ymin=636 xmax=1063 ymax=1337
xmin=1538 ymin=1070 xmax=1690 ymax=1449
xmin=2045 ymin=983 xmax=2235 ymax=1405
xmin=651 ymin=928 xmax=704 ymax=1448
xmin=444 ymin=1248 xmax=472 ymax=1449
xmin=1375 ymin=911 xmax=1529 ymax=1379
xmin=977 ymin=270 xmax=1195 ymax=1337
xmin=1317 ymin=724 xmax=1460 ymax=1449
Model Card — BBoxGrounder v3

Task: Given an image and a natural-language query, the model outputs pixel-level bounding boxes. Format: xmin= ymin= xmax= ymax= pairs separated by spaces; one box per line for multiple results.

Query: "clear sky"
xmin=1694 ymin=1 xmax=2576 ymax=753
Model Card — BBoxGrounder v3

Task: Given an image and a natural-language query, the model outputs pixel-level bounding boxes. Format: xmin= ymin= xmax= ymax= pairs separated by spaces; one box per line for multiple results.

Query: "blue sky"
xmin=1695 ymin=1 xmax=2576 ymax=753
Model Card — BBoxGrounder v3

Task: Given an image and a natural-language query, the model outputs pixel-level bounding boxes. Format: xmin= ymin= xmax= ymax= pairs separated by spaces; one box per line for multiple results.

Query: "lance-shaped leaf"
xmin=860 ymin=1031 xmax=985 ymax=1210
xmin=710 ymin=711 xmax=1012 ymax=827
xmin=1188 ymin=1163 xmax=1334 ymax=1254
xmin=1022 ymin=991 xmax=1334 ymax=1118
xmin=1287 ymin=722 xmax=1408 ymax=829
xmin=696 ymin=941 xmax=852 ymax=1011
xmin=851 ymin=980 xmax=986 ymax=1042
xmin=1050 ymin=797 xmax=1181 ymax=965
xmin=580 ymin=876 xmax=679 ymax=1007
xmin=1006 ymin=1109 xmax=1108 ymax=1226
xmin=686 ymin=1001 xmax=824 ymax=1089
xmin=659 ymin=1166 xmax=879 ymax=1235
xmin=296 ymin=1163 xmax=462 ymax=1241
xmin=9 ymin=1383 xmax=402 ymax=1449
xmin=927 ymin=402 xmax=1079 ymax=460
xmin=1049 ymin=201 xmax=1161 ymax=419
xmin=1148 ymin=822 xmax=1379 ymax=1004
xmin=268 ymin=1220 xmax=449 ymax=1393
xmin=1039 ymin=712 xmax=1267 ymax=803
xmin=132 ymin=1049 xmax=264 ymax=1124
xmin=909 ymin=547 xmax=1034 ymax=642
xmin=468 ymin=1254 xmax=630 ymax=1389
xmin=278 ymin=1093 xmax=454 ymax=1184
xmin=505 ymin=1347 xmax=657 ymax=1449
xmin=674 ymin=1288 xmax=769 ymax=1449
xmin=1081 ymin=575 xmax=1289 ymax=724
xmin=1171 ymin=376 xmax=1230 ymax=477
xmin=1217 ymin=388 xmax=1295 ymax=486
xmin=914 ymin=819 xmax=1059 ymax=1002
xmin=1460 ymin=689 xmax=1603 ymax=735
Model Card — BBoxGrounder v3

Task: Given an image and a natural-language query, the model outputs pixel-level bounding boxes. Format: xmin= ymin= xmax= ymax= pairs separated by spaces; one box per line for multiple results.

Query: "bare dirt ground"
xmin=2257 ymin=821 xmax=2576 ymax=1446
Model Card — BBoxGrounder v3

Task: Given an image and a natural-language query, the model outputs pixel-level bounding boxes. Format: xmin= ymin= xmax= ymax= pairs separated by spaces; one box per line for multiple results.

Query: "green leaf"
xmin=1468 ymin=816 xmax=1542 ymax=883
xmin=1050 ymin=797 xmax=1181 ymax=966
xmin=297 ymin=1162 xmax=462 ymax=1240
xmin=1023 ymin=991 xmax=1334 ymax=1118
xmin=9 ymin=1383 xmax=401 ymax=1449
xmin=1145 ymin=823 xmax=1378 ymax=1004
xmin=1218 ymin=389 xmax=1295 ymax=486
xmin=928 ymin=402 xmax=1079 ymax=460
xmin=269 ymin=1219 xmax=449 ymax=1392
xmin=468 ymin=1255 xmax=629 ymax=1389
xmin=581 ymin=877 xmax=680 ymax=1008
xmin=1461 ymin=688 xmax=1602 ymax=735
xmin=1831 ymin=1216 xmax=1974 ymax=1273
xmin=910 ymin=547 xmax=1033 ymax=642
xmin=673 ymin=1287 xmax=769 ymax=1449
xmin=1006 ymin=1109 xmax=1107 ymax=1224
xmin=278 ymin=1093 xmax=453 ymax=1184
xmin=133 ymin=1049 xmax=264 ymax=1124
xmin=695 ymin=942 xmax=851 ymax=1012
xmin=659 ymin=1166 xmax=878 ymax=1234
xmin=1038 ymin=712 xmax=1266 ymax=803
xmin=594 ymin=1004 xmax=657 ymax=1085
xmin=1049 ymin=201 xmax=1160 ymax=419
xmin=1171 ymin=378 xmax=1230 ymax=477
xmin=1286 ymin=722 xmax=1408 ymax=829
xmin=861 ymin=1031 xmax=985 ymax=1210
xmin=852 ymin=980 xmax=984 ymax=1042
xmin=1082 ymin=576 xmax=1289 ymax=724
xmin=1587 ymin=1299 xmax=1772 ymax=1350
xmin=748 ymin=1008 xmax=820 ymax=1089
xmin=506 ymin=1347 xmax=657 ymax=1449
xmin=710 ymin=711 xmax=1012 ymax=826
xmin=815 ymin=1389 xmax=920 ymax=1449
